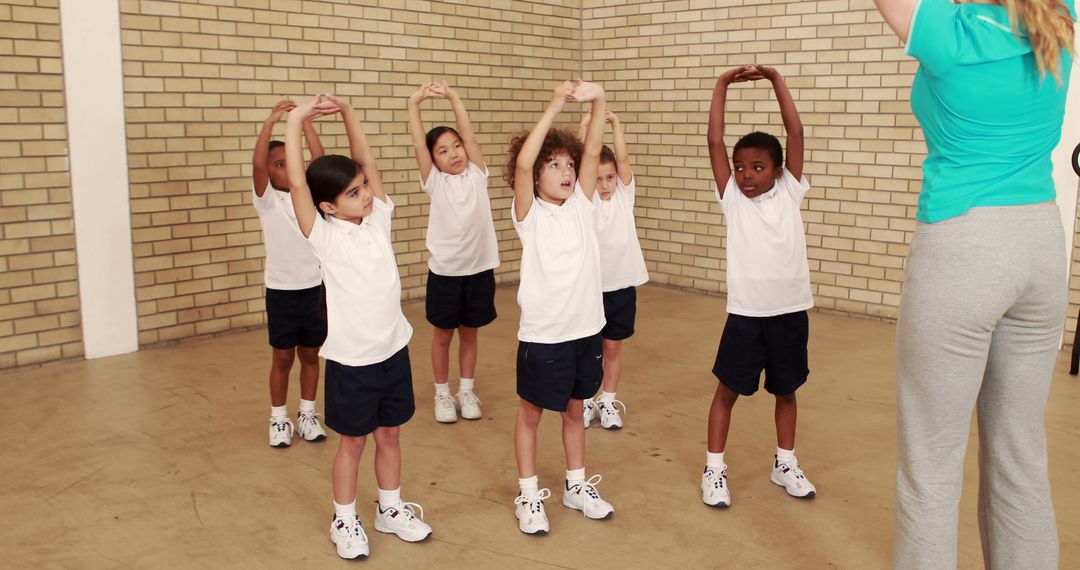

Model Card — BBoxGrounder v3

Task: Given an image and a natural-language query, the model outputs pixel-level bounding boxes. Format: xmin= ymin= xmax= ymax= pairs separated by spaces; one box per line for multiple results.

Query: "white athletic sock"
xmin=459 ymin=378 xmax=475 ymax=393
xmin=706 ymin=451 xmax=726 ymax=470
xmin=518 ymin=475 xmax=539 ymax=496
xmin=378 ymin=487 xmax=402 ymax=510
xmin=598 ymin=391 xmax=616 ymax=403
xmin=270 ymin=405 xmax=288 ymax=420
xmin=776 ymin=447 xmax=796 ymax=463
xmin=299 ymin=399 xmax=315 ymax=415
xmin=334 ymin=500 xmax=357 ymax=519
xmin=434 ymin=382 xmax=451 ymax=397
xmin=566 ymin=467 xmax=586 ymax=488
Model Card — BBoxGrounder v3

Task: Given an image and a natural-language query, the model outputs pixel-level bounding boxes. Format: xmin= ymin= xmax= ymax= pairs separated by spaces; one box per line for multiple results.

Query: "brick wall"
xmin=118 ymin=0 xmax=581 ymax=346
xmin=0 ymin=0 xmax=83 ymax=368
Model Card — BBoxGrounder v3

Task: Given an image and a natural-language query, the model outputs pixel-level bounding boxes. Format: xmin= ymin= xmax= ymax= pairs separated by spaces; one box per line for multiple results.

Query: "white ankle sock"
xmin=706 ymin=451 xmax=725 ymax=470
xmin=598 ymin=391 xmax=616 ymax=403
xmin=299 ymin=399 xmax=315 ymax=415
xmin=459 ymin=378 xmax=475 ymax=393
xmin=776 ymin=447 xmax=795 ymax=463
xmin=565 ymin=467 xmax=586 ymax=488
xmin=434 ymin=382 xmax=451 ymax=397
xmin=271 ymin=405 xmax=287 ymax=420
xmin=334 ymin=500 xmax=356 ymax=518
xmin=519 ymin=475 xmax=539 ymax=496
xmin=378 ymin=487 xmax=401 ymax=510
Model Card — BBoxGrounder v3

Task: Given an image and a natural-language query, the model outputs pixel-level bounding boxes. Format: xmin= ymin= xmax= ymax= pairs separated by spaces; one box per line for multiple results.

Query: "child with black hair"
xmin=703 ymin=65 xmax=816 ymax=508
xmin=407 ymin=81 xmax=500 ymax=424
xmin=285 ymin=94 xmax=432 ymax=559
xmin=251 ymin=99 xmax=328 ymax=448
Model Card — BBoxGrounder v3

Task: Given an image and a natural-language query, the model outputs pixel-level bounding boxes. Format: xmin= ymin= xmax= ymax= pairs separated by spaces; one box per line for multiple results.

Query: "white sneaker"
xmin=514 ymin=488 xmax=551 ymax=535
xmin=562 ymin=474 xmax=614 ymax=519
xmin=297 ymin=411 xmax=327 ymax=442
xmin=268 ymin=417 xmax=294 ymax=448
xmin=596 ymin=399 xmax=626 ymax=430
xmin=434 ymin=393 xmax=458 ymax=423
xmin=702 ymin=466 xmax=731 ymax=508
xmin=583 ymin=398 xmax=598 ymax=429
xmin=771 ymin=456 xmax=817 ymax=498
xmin=329 ymin=515 xmax=369 ymax=559
xmin=455 ymin=390 xmax=482 ymax=420
xmin=374 ymin=501 xmax=432 ymax=542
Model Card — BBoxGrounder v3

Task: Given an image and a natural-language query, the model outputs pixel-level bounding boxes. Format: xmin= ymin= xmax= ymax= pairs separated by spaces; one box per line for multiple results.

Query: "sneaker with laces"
xmin=702 ymin=466 xmax=731 ymax=508
xmin=329 ymin=515 xmax=369 ymax=559
xmin=455 ymin=390 xmax=482 ymax=420
xmin=434 ymin=393 xmax=457 ymax=423
xmin=771 ymin=456 xmax=816 ymax=498
xmin=562 ymin=474 xmax=614 ymax=520
xmin=374 ymin=501 xmax=432 ymax=542
xmin=596 ymin=399 xmax=626 ymax=430
xmin=583 ymin=398 xmax=598 ymax=429
xmin=297 ymin=411 xmax=327 ymax=442
xmin=268 ymin=417 xmax=294 ymax=448
xmin=514 ymin=488 xmax=551 ymax=535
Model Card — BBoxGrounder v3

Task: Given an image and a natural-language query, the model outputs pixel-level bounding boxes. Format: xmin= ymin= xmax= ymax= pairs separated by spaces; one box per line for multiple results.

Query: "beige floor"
xmin=3 ymin=285 xmax=1078 ymax=568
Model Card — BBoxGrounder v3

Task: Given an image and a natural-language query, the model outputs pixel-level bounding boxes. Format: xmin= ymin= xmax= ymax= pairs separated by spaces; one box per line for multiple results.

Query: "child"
xmin=702 ymin=65 xmax=816 ymax=508
xmin=505 ymin=80 xmax=614 ymax=535
xmin=251 ymin=99 xmax=328 ymax=447
xmin=407 ymin=81 xmax=500 ymax=423
xmin=285 ymin=94 xmax=432 ymax=559
xmin=577 ymin=109 xmax=648 ymax=430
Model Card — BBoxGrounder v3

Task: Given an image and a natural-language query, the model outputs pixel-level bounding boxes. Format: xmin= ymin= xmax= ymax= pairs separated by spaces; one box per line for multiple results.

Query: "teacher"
xmin=873 ymin=0 xmax=1075 ymax=567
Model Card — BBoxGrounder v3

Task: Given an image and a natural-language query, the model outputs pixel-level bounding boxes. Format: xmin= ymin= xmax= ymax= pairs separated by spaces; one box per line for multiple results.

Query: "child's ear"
xmin=774 ymin=165 xmax=784 ymax=179
xmin=318 ymin=201 xmax=335 ymax=215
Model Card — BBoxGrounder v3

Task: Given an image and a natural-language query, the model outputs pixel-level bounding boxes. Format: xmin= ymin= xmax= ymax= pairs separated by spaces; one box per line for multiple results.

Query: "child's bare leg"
xmin=561 ymin=399 xmax=586 ymax=470
xmin=601 ymin=339 xmax=622 ymax=394
xmin=269 ymin=347 xmax=295 ymax=407
xmin=707 ymin=382 xmax=740 ymax=453
xmin=297 ymin=346 xmax=320 ymax=402
xmin=333 ymin=435 xmax=367 ymax=504
xmin=457 ymin=326 xmax=478 ymax=380
xmin=372 ymin=426 xmax=402 ymax=491
xmin=774 ymin=393 xmax=797 ymax=451
xmin=515 ymin=399 xmax=543 ymax=477
xmin=431 ymin=328 xmax=455 ymax=385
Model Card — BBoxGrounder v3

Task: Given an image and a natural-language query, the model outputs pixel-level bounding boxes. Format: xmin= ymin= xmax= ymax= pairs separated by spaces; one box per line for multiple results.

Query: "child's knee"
xmin=432 ymin=328 xmax=454 ymax=347
xmin=271 ymin=348 xmax=295 ymax=370
xmin=562 ymin=401 xmax=584 ymax=422
xmin=517 ymin=400 xmax=543 ymax=425
xmin=338 ymin=434 xmax=367 ymax=455
xmin=297 ymin=347 xmax=319 ymax=366
xmin=373 ymin=426 xmax=401 ymax=447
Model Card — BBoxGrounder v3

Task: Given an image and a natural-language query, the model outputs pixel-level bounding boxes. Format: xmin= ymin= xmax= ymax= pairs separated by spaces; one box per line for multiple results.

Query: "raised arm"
xmin=873 ymin=0 xmax=918 ymax=43
xmin=752 ymin=66 xmax=804 ymax=180
xmin=407 ymin=83 xmax=437 ymax=184
xmin=440 ymin=82 xmax=486 ymax=170
xmin=708 ymin=67 xmax=749 ymax=198
xmin=578 ymin=110 xmax=591 ymax=141
xmin=574 ymin=81 xmax=606 ymax=201
xmin=252 ymin=100 xmax=295 ymax=197
xmin=285 ymin=96 xmax=339 ymax=237
xmin=327 ymin=94 xmax=386 ymax=203
xmin=513 ymin=81 xmax=575 ymax=222
xmin=302 ymin=119 xmax=325 ymax=161
xmin=607 ymin=110 xmax=633 ymax=185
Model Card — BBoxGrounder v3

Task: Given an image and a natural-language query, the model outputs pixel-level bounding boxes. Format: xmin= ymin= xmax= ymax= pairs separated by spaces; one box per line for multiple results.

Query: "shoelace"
xmin=299 ymin=412 xmax=321 ymax=426
xmin=514 ymin=488 xmax=551 ymax=514
xmin=457 ymin=391 xmax=481 ymax=407
xmin=395 ymin=501 xmax=425 ymax=523
xmin=777 ymin=460 xmax=805 ymax=480
xmin=271 ymin=418 xmax=294 ymax=436
xmin=572 ymin=475 xmax=604 ymax=517
xmin=436 ymin=393 xmax=456 ymax=407
xmin=335 ymin=515 xmax=366 ymax=540
xmin=704 ymin=468 xmax=726 ymax=489
xmin=597 ymin=399 xmax=627 ymax=418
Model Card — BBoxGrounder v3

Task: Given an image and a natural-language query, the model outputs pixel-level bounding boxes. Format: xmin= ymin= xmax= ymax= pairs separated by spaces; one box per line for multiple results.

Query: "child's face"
xmin=267 ymin=146 xmax=290 ymax=191
xmin=536 ymin=150 xmax=576 ymax=205
xmin=432 ymin=131 xmax=467 ymax=175
xmin=732 ymin=147 xmax=782 ymax=199
xmin=596 ymin=162 xmax=618 ymax=201
xmin=319 ymin=172 xmax=373 ymax=223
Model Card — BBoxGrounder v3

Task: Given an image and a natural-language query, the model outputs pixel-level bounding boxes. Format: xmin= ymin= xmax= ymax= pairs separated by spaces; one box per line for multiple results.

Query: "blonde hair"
xmin=1000 ymin=0 xmax=1075 ymax=80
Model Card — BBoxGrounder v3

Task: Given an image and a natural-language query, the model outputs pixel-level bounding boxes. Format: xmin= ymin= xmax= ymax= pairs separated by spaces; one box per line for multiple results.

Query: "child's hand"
xmin=604 ymin=110 xmax=618 ymax=124
xmin=435 ymin=80 xmax=456 ymax=99
xmin=748 ymin=65 xmax=781 ymax=82
xmin=291 ymin=94 xmax=341 ymax=123
xmin=720 ymin=66 xmax=754 ymax=85
xmin=570 ymin=80 xmax=604 ymax=102
xmin=323 ymin=93 xmax=353 ymax=115
xmin=267 ymin=99 xmax=297 ymax=122
xmin=550 ymin=80 xmax=576 ymax=111
xmin=410 ymin=84 xmax=432 ymax=103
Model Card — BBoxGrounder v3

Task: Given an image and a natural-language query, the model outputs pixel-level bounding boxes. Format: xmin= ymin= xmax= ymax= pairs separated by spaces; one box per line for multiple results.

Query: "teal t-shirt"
xmin=906 ymin=0 xmax=1075 ymax=223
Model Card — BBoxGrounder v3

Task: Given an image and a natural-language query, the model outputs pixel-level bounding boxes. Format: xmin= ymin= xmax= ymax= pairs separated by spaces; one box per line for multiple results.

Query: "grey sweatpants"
xmin=894 ymin=205 xmax=1065 ymax=569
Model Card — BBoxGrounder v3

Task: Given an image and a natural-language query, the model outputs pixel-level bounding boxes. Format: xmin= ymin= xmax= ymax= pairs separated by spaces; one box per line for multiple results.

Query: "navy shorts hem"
xmin=425 ymin=269 xmax=497 ymax=330
xmin=324 ymin=347 xmax=415 ymax=437
xmin=266 ymin=285 xmax=327 ymax=350
xmin=601 ymin=287 xmax=637 ymax=341
xmin=516 ymin=334 xmax=603 ymax=412
xmin=712 ymin=311 xmax=809 ymax=397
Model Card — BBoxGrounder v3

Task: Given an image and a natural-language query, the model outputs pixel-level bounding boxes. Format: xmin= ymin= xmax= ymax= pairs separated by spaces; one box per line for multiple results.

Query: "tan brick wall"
xmin=583 ymin=0 xmax=922 ymax=320
xmin=0 ymin=0 xmax=83 ymax=369
xmin=118 ymin=0 xmax=581 ymax=346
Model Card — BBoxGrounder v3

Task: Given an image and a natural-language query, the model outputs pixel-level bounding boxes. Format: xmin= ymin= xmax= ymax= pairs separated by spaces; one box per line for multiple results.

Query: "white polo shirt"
xmin=252 ymin=184 xmax=322 ymax=290
xmin=513 ymin=183 xmax=605 ymax=343
xmin=717 ymin=168 xmax=813 ymax=317
xmin=592 ymin=176 xmax=649 ymax=292
xmin=421 ymin=161 xmax=500 ymax=277
xmin=305 ymin=197 xmax=413 ymax=366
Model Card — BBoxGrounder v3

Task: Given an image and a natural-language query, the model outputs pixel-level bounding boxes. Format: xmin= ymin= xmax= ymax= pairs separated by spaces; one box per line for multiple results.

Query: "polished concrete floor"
xmin=4 ymin=285 xmax=1079 ymax=568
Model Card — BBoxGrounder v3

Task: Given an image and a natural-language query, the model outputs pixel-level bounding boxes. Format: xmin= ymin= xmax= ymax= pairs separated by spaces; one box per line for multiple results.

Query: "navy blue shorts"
xmin=517 ymin=333 xmax=603 ymax=412
xmin=601 ymin=286 xmax=637 ymax=341
xmin=425 ymin=269 xmax=497 ymax=329
xmin=712 ymin=311 xmax=809 ymax=396
xmin=324 ymin=346 xmax=415 ymax=437
xmin=265 ymin=285 xmax=327 ymax=350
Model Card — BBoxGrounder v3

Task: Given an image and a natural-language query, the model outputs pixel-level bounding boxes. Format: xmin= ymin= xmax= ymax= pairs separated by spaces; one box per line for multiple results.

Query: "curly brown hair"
xmin=504 ymin=128 xmax=584 ymax=192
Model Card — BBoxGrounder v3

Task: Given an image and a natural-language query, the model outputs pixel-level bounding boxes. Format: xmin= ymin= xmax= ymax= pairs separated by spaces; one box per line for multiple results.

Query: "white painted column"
xmin=59 ymin=0 xmax=138 ymax=358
